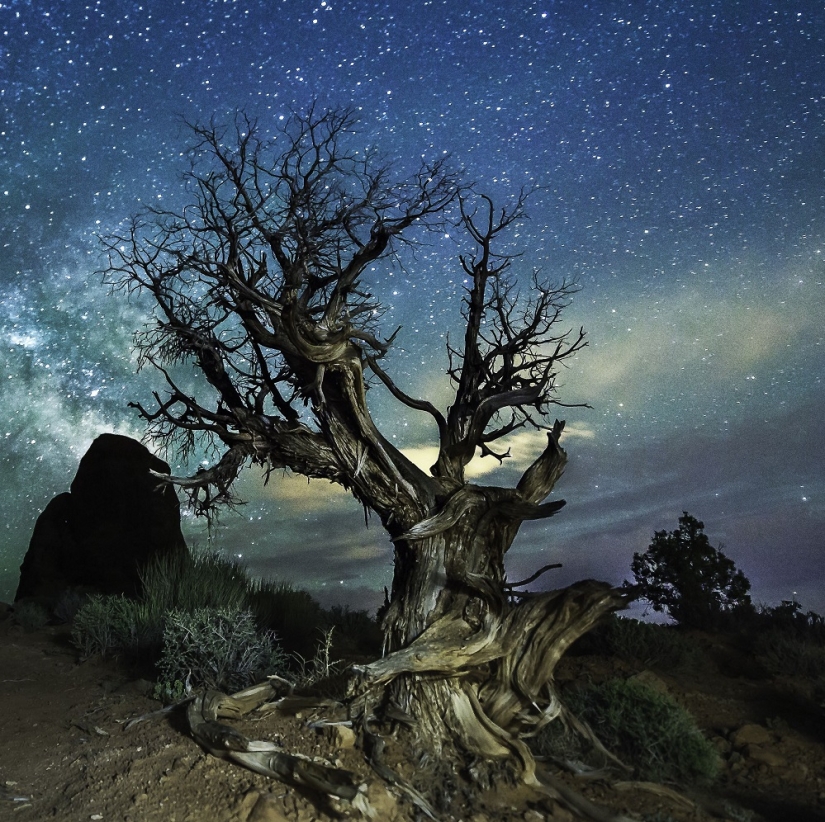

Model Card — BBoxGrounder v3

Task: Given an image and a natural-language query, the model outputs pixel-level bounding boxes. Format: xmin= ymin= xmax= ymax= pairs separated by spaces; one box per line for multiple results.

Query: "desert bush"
xmin=291 ymin=627 xmax=342 ymax=689
xmin=578 ymin=615 xmax=698 ymax=669
xmin=142 ymin=552 xmax=336 ymax=657
xmin=71 ymin=547 xmax=378 ymax=693
xmin=140 ymin=550 xmax=251 ymax=615
xmin=156 ymin=607 xmax=289 ymax=696
xmin=756 ymin=600 xmax=825 ymax=640
xmin=247 ymin=579 xmax=326 ymax=656
xmin=53 ymin=589 xmax=90 ymax=623
xmin=626 ymin=512 xmax=753 ymax=629
xmin=71 ymin=595 xmax=158 ymax=658
xmin=753 ymin=629 xmax=825 ymax=679
xmin=561 ymin=678 xmax=719 ymax=783
xmin=325 ymin=604 xmax=382 ymax=657
xmin=12 ymin=601 xmax=50 ymax=632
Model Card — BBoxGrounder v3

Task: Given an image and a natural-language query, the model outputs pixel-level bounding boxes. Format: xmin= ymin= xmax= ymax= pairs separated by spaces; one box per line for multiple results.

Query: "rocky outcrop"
xmin=15 ymin=434 xmax=187 ymax=603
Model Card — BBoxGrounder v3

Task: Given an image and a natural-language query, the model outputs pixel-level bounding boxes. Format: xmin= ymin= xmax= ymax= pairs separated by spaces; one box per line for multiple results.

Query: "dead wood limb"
xmin=535 ymin=769 xmax=641 ymax=822
xmin=361 ymin=728 xmax=438 ymax=820
xmin=186 ymin=691 xmax=364 ymax=805
xmin=504 ymin=562 xmax=563 ymax=590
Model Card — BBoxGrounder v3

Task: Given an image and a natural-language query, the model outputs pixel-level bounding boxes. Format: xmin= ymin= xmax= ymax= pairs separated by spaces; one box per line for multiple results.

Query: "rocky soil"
xmin=1 ymin=609 xmax=824 ymax=822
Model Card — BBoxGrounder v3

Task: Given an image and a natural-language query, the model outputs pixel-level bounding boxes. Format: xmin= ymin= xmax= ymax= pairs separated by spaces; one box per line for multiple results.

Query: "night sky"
xmin=1 ymin=0 xmax=823 ymax=615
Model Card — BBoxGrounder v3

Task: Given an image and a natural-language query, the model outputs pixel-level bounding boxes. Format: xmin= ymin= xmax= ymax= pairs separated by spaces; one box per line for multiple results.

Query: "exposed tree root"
xmin=169 ymin=580 xmax=659 ymax=821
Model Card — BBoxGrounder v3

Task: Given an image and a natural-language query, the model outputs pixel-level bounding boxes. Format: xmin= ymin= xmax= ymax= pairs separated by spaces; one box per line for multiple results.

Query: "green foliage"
xmin=578 ymin=614 xmax=699 ymax=670
xmin=753 ymin=628 xmax=825 ymax=679
xmin=12 ymin=601 xmax=50 ymax=632
xmin=626 ymin=512 xmax=753 ymax=629
xmin=564 ymin=678 xmax=719 ymax=783
xmin=156 ymin=607 xmax=289 ymax=695
xmin=153 ymin=678 xmax=188 ymax=704
xmin=70 ymin=546 xmax=382 ymax=701
xmin=247 ymin=580 xmax=327 ymax=657
xmin=140 ymin=550 xmax=252 ymax=615
xmin=70 ymin=595 xmax=158 ymax=658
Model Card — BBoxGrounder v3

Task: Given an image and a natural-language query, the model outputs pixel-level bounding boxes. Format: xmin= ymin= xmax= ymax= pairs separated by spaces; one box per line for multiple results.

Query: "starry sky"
xmin=1 ymin=0 xmax=823 ymax=615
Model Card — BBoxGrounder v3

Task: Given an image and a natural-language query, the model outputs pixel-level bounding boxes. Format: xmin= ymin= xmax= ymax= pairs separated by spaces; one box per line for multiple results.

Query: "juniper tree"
xmin=628 ymin=512 xmax=752 ymax=629
xmin=102 ymin=106 xmax=629 ymax=808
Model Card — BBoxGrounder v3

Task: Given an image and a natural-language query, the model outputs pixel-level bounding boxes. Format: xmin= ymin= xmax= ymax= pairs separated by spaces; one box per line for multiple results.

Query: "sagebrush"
xmin=156 ymin=607 xmax=289 ymax=695
xmin=557 ymin=678 xmax=719 ymax=783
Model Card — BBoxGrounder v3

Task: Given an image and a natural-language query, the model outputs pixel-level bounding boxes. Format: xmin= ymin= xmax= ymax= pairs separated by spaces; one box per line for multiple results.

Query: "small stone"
xmin=366 ymin=783 xmax=399 ymax=820
xmin=711 ymin=735 xmax=732 ymax=754
xmin=523 ymin=810 xmax=545 ymax=822
xmin=784 ymin=763 xmax=809 ymax=784
xmin=629 ymin=670 xmax=670 ymax=695
xmin=732 ymin=723 xmax=772 ymax=748
xmin=326 ymin=724 xmax=356 ymax=749
xmin=745 ymin=745 xmax=785 ymax=768
xmin=248 ymin=794 xmax=291 ymax=822
xmin=238 ymin=791 xmax=261 ymax=820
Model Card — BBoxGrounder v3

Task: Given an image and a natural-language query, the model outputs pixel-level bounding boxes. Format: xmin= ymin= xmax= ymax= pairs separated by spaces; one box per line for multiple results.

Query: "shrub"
xmin=140 ymin=552 xmax=334 ymax=656
xmin=562 ymin=678 xmax=719 ymax=783
xmin=12 ymin=601 xmax=50 ymax=632
xmin=71 ymin=595 xmax=159 ymax=658
xmin=140 ymin=550 xmax=251 ymax=615
xmin=325 ymin=605 xmax=383 ymax=657
xmin=626 ymin=512 xmax=753 ymax=629
xmin=753 ymin=629 xmax=825 ymax=679
xmin=756 ymin=600 xmax=825 ymax=641
xmin=291 ymin=627 xmax=342 ymax=690
xmin=247 ymin=580 xmax=327 ymax=657
xmin=580 ymin=615 xmax=699 ymax=670
xmin=70 ymin=547 xmax=378 ymax=695
xmin=53 ymin=589 xmax=90 ymax=624
xmin=156 ymin=607 xmax=289 ymax=695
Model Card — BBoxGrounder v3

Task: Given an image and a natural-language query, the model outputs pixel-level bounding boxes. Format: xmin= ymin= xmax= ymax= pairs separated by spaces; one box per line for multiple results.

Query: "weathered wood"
xmin=105 ymin=106 xmax=629 ymax=817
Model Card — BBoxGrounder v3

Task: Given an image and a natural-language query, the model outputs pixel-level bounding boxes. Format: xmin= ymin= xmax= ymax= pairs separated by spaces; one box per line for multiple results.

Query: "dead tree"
xmin=103 ymin=106 xmax=630 ymax=813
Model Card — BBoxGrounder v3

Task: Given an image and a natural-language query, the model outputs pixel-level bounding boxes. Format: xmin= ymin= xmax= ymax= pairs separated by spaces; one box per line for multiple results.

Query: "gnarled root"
xmin=186 ymin=687 xmax=373 ymax=812
xmin=180 ymin=581 xmax=644 ymax=821
xmin=347 ymin=580 xmax=640 ymax=821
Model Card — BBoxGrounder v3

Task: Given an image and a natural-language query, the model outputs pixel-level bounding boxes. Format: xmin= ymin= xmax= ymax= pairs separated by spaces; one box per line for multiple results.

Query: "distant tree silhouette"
xmin=627 ymin=512 xmax=752 ymax=629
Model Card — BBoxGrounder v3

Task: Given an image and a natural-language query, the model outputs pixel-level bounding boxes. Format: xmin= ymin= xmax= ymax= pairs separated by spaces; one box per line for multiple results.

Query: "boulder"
xmin=15 ymin=433 xmax=187 ymax=604
xmin=731 ymin=723 xmax=772 ymax=748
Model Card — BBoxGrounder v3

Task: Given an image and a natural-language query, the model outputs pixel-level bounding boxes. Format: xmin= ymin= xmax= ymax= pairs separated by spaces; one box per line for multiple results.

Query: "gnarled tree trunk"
xmin=103 ymin=107 xmax=632 ymax=815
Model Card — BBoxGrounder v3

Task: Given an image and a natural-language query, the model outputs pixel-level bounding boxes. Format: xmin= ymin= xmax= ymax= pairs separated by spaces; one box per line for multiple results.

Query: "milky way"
xmin=1 ymin=0 xmax=823 ymax=613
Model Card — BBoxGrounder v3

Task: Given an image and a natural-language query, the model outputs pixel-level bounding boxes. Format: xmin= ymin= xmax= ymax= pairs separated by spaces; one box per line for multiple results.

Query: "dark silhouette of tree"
xmin=627 ymin=512 xmax=752 ymax=629
xmin=102 ymin=106 xmax=629 ymax=811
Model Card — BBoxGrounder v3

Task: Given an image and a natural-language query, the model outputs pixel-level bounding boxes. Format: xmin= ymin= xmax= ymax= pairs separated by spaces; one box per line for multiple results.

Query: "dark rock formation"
xmin=15 ymin=433 xmax=187 ymax=603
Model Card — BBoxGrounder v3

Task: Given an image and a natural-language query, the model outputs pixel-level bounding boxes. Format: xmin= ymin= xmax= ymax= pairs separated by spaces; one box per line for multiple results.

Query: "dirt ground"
xmin=1 ymin=611 xmax=825 ymax=822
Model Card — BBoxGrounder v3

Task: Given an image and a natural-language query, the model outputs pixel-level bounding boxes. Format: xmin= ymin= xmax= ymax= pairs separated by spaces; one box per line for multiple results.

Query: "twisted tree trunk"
xmin=346 ymin=428 xmax=629 ymax=780
xmin=104 ymin=109 xmax=635 ymax=818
